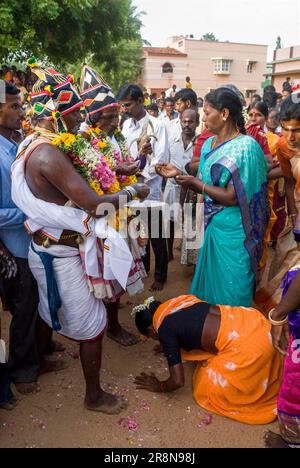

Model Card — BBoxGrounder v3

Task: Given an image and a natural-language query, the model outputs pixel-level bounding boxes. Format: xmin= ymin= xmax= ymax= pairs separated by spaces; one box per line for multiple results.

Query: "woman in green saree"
xmin=157 ymin=88 xmax=270 ymax=306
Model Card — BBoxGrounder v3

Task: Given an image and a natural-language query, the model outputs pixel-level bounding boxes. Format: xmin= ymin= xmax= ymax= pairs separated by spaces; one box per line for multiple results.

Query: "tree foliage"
xmin=201 ymin=33 xmax=219 ymax=42
xmin=0 ymin=0 xmax=144 ymax=88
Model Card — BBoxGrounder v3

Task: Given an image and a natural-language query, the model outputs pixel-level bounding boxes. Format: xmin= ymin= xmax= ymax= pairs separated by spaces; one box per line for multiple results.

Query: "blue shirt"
xmin=0 ymin=134 xmax=30 ymax=258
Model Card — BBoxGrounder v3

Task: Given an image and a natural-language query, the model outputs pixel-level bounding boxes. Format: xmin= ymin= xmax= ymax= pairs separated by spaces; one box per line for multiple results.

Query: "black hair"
xmin=117 ymin=84 xmax=144 ymax=102
xmin=135 ymin=301 xmax=162 ymax=336
xmin=252 ymin=94 xmax=262 ymax=102
xmin=165 ymin=97 xmax=175 ymax=104
xmin=5 ymin=81 xmax=20 ymax=96
xmin=147 ymin=103 xmax=159 ymax=113
xmin=280 ymin=95 xmax=300 ymax=122
xmin=249 ymin=101 xmax=269 ymax=118
xmin=205 ymin=87 xmax=246 ymax=135
xmin=263 ymin=85 xmax=279 ymax=109
xmin=264 ymin=85 xmax=276 ymax=93
xmin=174 ymin=88 xmax=197 ymax=107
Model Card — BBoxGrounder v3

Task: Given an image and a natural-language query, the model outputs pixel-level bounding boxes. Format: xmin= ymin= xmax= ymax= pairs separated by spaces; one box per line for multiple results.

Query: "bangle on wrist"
xmin=202 ymin=184 xmax=207 ymax=195
xmin=124 ymin=189 xmax=133 ymax=202
xmin=268 ymin=308 xmax=289 ymax=326
xmin=125 ymin=185 xmax=138 ymax=199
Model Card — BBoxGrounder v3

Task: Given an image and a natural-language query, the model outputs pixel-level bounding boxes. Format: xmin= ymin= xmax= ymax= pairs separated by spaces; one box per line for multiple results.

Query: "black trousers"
xmin=2 ymin=258 xmax=39 ymax=383
xmin=142 ymin=209 xmax=168 ymax=283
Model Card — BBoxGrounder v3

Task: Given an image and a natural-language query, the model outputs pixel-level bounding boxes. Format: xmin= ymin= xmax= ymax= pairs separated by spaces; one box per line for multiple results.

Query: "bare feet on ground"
xmin=0 ymin=395 xmax=18 ymax=410
xmin=107 ymin=326 xmax=140 ymax=347
xmin=264 ymin=431 xmax=290 ymax=449
xmin=38 ymin=358 xmax=68 ymax=376
xmin=149 ymin=281 xmax=165 ymax=292
xmin=85 ymin=391 xmax=128 ymax=415
xmin=14 ymin=382 xmax=40 ymax=395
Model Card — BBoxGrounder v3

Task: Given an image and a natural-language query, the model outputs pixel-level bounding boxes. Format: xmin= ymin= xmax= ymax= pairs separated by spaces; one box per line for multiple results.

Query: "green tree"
xmin=201 ymin=33 xmax=219 ymax=42
xmin=0 ymin=0 xmax=144 ymax=87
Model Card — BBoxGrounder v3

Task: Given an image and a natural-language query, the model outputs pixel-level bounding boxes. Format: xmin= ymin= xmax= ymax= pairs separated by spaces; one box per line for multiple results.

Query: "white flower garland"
xmin=131 ymin=297 xmax=156 ymax=318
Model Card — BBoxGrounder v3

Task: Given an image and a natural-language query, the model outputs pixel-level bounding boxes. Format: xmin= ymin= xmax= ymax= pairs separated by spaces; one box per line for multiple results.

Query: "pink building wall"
xmin=271 ymin=45 xmax=300 ymax=92
xmin=140 ymin=37 xmax=268 ymax=99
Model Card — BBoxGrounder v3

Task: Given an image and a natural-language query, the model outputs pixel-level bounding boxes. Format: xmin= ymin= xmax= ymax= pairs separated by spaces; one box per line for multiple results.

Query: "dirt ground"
xmin=0 ymin=247 xmax=277 ymax=449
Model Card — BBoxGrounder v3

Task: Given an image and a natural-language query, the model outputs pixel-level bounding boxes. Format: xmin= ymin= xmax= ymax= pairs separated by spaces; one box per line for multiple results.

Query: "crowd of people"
xmin=0 ymin=59 xmax=300 ymax=448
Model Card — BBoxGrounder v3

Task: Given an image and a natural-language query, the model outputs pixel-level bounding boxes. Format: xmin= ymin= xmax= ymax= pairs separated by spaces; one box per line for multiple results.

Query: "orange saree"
xmin=154 ymin=296 xmax=283 ymax=425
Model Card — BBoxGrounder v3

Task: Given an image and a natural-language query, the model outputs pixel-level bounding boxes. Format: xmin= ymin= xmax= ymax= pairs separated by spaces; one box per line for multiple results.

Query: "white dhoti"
xmin=28 ymin=243 xmax=107 ymax=341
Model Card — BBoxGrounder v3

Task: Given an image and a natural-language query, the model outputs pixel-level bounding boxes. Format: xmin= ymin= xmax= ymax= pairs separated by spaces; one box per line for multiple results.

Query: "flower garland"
xmin=51 ymin=129 xmax=142 ymax=233
xmin=51 ymin=132 xmax=120 ymax=196
xmin=88 ymin=127 xmax=138 ymax=189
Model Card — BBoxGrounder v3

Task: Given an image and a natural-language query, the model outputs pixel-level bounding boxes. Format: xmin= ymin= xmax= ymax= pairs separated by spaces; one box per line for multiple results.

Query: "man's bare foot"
xmin=107 ymin=327 xmax=140 ymax=347
xmin=38 ymin=358 xmax=68 ymax=376
xmin=0 ymin=395 xmax=18 ymax=411
xmin=85 ymin=392 xmax=128 ymax=414
xmin=149 ymin=281 xmax=165 ymax=292
xmin=264 ymin=431 xmax=290 ymax=449
xmin=14 ymin=382 xmax=40 ymax=395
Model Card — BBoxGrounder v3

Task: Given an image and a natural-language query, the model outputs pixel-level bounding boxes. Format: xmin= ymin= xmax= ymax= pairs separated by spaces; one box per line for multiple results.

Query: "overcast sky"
xmin=134 ymin=0 xmax=300 ymax=60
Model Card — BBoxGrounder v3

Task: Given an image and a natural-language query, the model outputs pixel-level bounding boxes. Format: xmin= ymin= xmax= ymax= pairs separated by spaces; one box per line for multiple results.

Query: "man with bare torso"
xmin=16 ymin=65 xmax=149 ymax=414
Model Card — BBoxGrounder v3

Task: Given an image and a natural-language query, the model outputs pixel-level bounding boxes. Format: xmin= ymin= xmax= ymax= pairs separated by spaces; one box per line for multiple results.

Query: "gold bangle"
xmin=268 ymin=308 xmax=289 ymax=327
xmin=202 ymin=184 xmax=207 ymax=194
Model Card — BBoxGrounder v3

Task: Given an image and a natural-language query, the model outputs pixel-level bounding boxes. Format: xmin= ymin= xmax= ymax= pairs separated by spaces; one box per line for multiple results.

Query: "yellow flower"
xmin=89 ymin=181 xmax=104 ymax=196
xmin=107 ymin=180 xmax=121 ymax=194
xmin=52 ymin=133 xmax=76 ymax=148
xmin=60 ymin=133 xmax=76 ymax=148
xmin=51 ymin=137 xmax=62 ymax=146
xmin=97 ymin=140 xmax=108 ymax=150
xmin=120 ymin=175 xmax=138 ymax=189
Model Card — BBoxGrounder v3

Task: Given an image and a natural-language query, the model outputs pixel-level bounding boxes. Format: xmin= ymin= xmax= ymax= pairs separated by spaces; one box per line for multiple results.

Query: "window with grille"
xmin=162 ymin=63 xmax=173 ymax=74
xmin=247 ymin=62 xmax=256 ymax=73
xmin=213 ymin=59 xmax=231 ymax=74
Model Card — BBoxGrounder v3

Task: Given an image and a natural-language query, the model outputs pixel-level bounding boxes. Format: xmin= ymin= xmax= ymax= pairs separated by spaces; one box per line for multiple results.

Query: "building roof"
xmin=143 ymin=47 xmax=187 ymax=57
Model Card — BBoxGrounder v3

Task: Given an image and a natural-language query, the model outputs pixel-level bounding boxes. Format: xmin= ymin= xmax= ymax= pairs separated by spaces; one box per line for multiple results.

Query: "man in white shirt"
xmin=169 ymin=89 xmax=198 ymax=143
xmin=162 ymin=109 xmax=198 ymax=260
xmin=117 ymin=84 xmax=169 ymax=291
xmin=166 ymin=84 xmax=179 ymax=98
xmin=159 ymin=97 xmax=178 ymax=140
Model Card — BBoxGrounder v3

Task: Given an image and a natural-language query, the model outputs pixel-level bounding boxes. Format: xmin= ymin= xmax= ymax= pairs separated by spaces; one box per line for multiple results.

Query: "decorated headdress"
xmin=28 ymin=57 xmax=83 ymax=131
xmin=80 ymin=65 xmax=118 ymax=119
